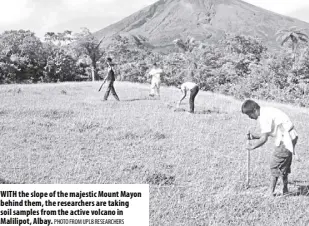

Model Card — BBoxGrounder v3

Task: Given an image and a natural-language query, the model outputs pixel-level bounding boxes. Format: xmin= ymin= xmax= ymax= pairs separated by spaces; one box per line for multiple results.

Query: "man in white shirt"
xmin=148 ymin=63 xmax=163 ymax=98
xmin=177 ymin=82 xmax=199 ymax=113
xmin=241 ymin=99 xmax=298 ymax=196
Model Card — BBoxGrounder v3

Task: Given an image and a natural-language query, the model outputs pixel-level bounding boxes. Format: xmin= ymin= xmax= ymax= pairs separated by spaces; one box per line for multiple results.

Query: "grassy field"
xmin=0 ymin=81 xmax=308 ymax=225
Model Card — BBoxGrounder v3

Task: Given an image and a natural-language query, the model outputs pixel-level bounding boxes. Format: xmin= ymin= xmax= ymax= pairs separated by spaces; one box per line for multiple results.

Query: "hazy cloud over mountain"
xmin=0 ymin=0 xmax=157 ymax=38
xmin=0 ymin=0 xmax=308 ymax=39
xmin=244 ymin=0 xmax=309 ymax=16
xmin=288 ymin=8 xmax=309 ymax=24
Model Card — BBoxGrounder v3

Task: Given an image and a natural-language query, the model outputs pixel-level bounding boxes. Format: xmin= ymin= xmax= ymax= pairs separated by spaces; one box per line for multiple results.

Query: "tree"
xmin=42 ymin=30 xmax=77 ymax=82
xmin=172 ymin=37 xmax=204 ymax=83
xmin=276 ymin=26 xmax=309 ymax=68
xmin=0 ymin=30 xmax=43 ymax=83
xmin=73 ymin=28 xmax=105 ymax=81
xmin=44 ymin=30 xmax=73 ymax=46
xmin=100 ymin=34 xmax=156 ymax=83
xmin=173 ymin=37 xmax=197 ymax=53
xmin=223 ymin=34 xmax=267 ymax=77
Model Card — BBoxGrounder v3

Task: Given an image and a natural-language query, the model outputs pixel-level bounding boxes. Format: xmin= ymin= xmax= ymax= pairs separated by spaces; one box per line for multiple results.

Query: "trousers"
xmin=104 ymin=81 xmax=119 ymax=101
xmin=189 ymin=86 xmax=199 ymax=113
xmin=150 ymin=79 xmax=160 ymax=96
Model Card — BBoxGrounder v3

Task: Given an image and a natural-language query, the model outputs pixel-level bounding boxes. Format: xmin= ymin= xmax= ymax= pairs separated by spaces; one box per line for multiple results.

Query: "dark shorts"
xmin=270 ymin=143 xmax=293 ymax=177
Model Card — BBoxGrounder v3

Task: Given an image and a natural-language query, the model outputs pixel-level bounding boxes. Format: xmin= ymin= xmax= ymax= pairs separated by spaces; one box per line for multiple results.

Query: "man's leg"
xmin=282 ymin=151 xmax=292 ymax=195
xmin=282 ymin=174 xmax=289 ymax=194
xmin=271 ymin=176 xmax=278 ymax=196
xmin=189 ymin=87 xmax=199 ymax=113
xmin=149 ymin=79 xmax=155 ymax=97
xmin=103 ymin=82 xmax=112 ymax=100
xmin=189 ymin=93 xmax=194 ymax=113
xmin=110 ymin=84 xmax=120 ymax=101
xmin=155 ymin=81 xmax=160 ymax=98
xmin=270 ymin=146 xmax=281 ymax=196
xmin=272 ymin=144 xmax=292 ymax=195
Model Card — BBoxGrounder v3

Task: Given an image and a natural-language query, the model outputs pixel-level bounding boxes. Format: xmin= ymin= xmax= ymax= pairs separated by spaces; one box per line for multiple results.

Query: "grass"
xmin=0 ymin=81 xmax=309 ymax=225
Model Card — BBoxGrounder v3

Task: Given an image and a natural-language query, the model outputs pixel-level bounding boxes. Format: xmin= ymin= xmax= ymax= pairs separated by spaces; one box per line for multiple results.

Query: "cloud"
xmin=3 ymin=0 xmax=308 ymax=40
xmin=244 ymin=0 xmax=309 ymax=15
xmin=0 ymin=0 xmax=34 ymax=25
xmin=288 ymin=8 xmax=309 ymax=23
xmin=0 ymin=0 xmax=158 ymax=38
xmin=35 ymin=12 xmax=60 ymax=38
xmin=63 ymin=0 xmax=114 ymax=11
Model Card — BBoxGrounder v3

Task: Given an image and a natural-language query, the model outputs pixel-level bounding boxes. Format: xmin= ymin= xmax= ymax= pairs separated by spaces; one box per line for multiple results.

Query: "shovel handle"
xmin=246 ymin=135 xmax=250 ymax=188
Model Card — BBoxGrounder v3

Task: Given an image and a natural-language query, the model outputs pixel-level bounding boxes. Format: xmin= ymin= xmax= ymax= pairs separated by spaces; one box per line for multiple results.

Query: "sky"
xmin=0 ymin=0 xmax=309 ymax=39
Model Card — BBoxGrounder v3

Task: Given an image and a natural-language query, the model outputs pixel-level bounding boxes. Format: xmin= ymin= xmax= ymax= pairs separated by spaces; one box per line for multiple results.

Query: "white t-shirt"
xmin=149 ymin=68 xmax=163 ymax=81
xmin=181 ymin=82 xmax=198 ymax=91
xmin=258 ymin=107 xmax=297 ymax=153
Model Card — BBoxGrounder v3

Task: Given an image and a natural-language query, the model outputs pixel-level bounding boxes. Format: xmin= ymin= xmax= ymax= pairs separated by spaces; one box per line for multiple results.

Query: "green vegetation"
xmin=276 ymin=27 xmax=309 ymax=67
xmin=1 ymin=27 xmax=309 ymax=107
xmin=0 ymin=82 xmax=308 ymax=225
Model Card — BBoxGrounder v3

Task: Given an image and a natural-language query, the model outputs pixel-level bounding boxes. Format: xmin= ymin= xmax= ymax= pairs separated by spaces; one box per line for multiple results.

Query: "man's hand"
xmin=246 ymin=133 xmax=268 ymax=151
xmin=246 ymin=131 xmax=253 ymax=151
xmin=246 ymin=144 xmax=254 ymax=151
xmin=247 ymin=129 xmax=254 ymax=140
xmin=247 ymin=131 xmax=253 ymax=140
xmin=294 ymin=153 xmax=301 ymax=162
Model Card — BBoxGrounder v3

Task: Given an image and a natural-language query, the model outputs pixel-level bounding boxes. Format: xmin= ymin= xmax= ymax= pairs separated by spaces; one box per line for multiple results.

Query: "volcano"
xmin=94 ymin=0 xmax=309 ymax=50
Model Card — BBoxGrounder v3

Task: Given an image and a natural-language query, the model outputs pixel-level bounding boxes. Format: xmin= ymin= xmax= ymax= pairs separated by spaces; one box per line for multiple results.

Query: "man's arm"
xmin=98 ymin=74 xmax=109 ymax=92
xmin=247 ymin=133 xmax=269 ymax=151
xmin=248 ymin=131 xmax=261 ymax=140
xmin=177 ymin=89 xmax=187 ymax=107
xmin=99 ymin=67 xmax=109 ymax=92
xmin=148 ymin=71 xmax=152 ymax=79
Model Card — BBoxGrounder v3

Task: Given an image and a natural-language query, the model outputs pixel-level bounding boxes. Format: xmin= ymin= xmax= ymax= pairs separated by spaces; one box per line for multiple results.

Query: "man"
xmin=102 ymin=57 xmax=120 ymax=101
xmin=148 ymin=63 xmax=163 ymax=98
xmin=177 ymin=82 xmax=199 ymax=113
xmin=241 ymin=100 xmax=298 ymax=196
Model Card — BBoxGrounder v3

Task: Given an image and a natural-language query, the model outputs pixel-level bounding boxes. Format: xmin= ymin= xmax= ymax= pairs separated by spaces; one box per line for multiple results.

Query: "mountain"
xmin=94 ymin=0 xmax=309 ymax=50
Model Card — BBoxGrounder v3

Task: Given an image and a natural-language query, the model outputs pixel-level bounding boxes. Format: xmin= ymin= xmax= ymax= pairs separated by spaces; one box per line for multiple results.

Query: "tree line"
xmin=1 ymin=27 xmax=309 ymax=107
xmin=0 ymin=28 xmax=110 ymax=83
